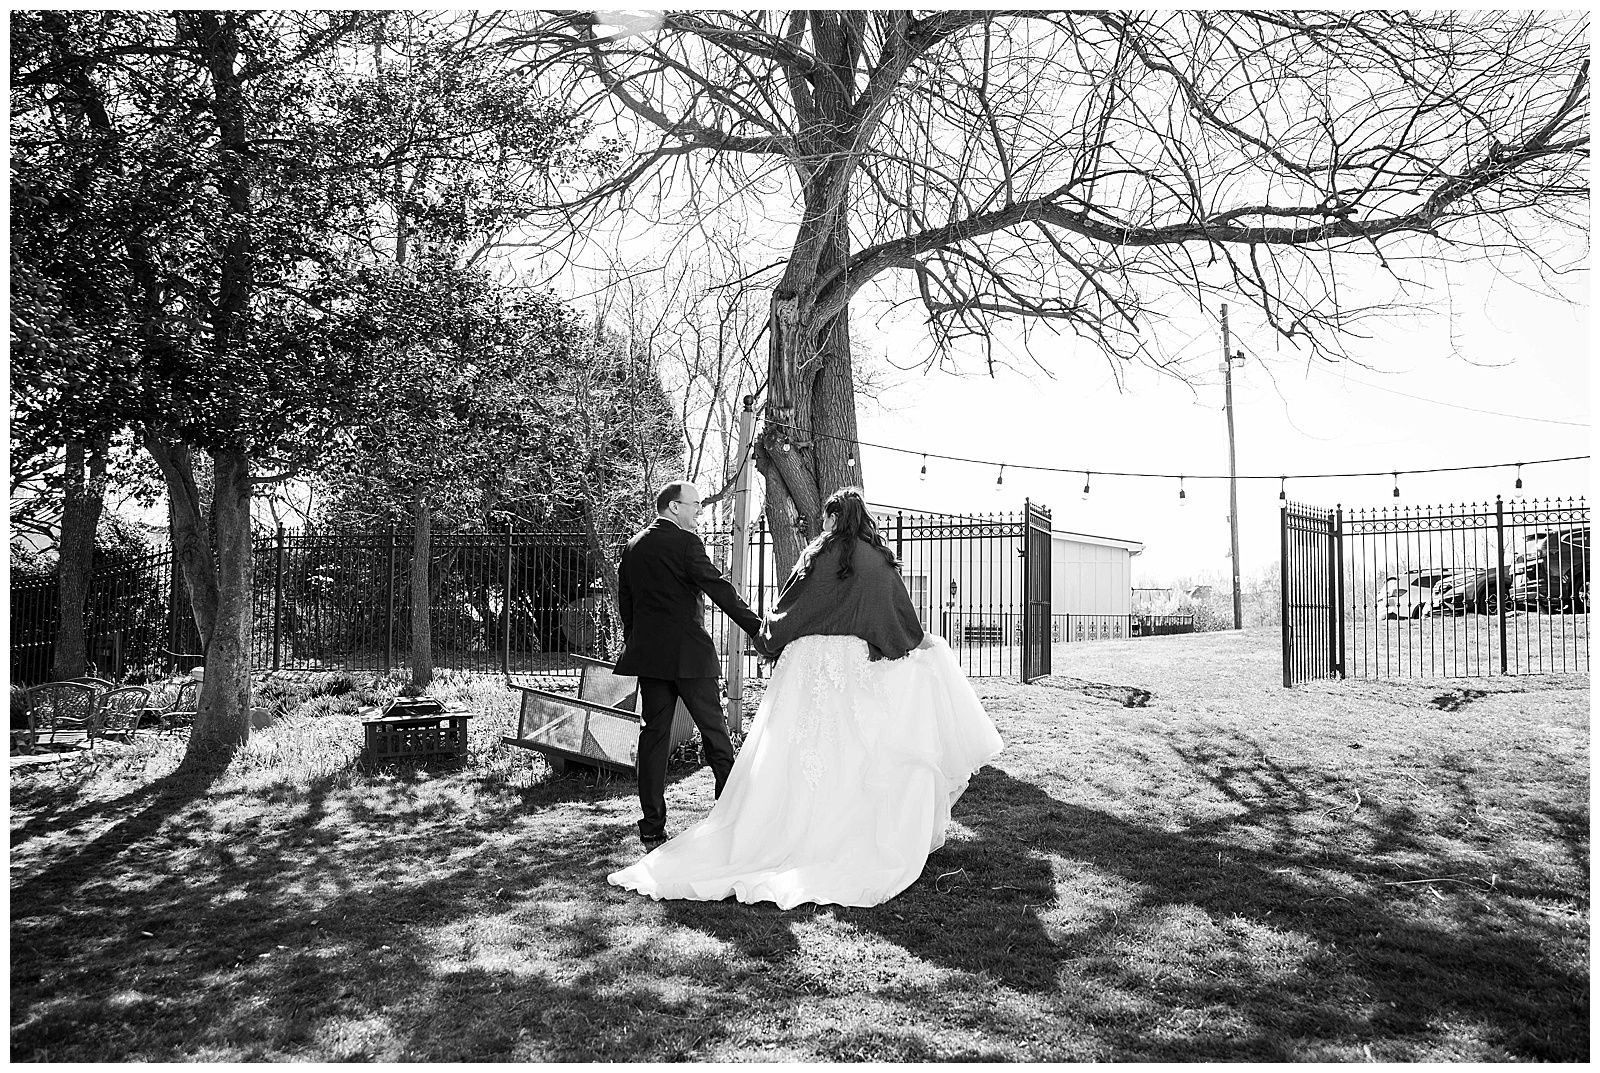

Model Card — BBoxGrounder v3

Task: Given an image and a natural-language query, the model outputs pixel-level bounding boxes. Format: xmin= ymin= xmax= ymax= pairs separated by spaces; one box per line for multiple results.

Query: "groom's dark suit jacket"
xmin=615 ymin=518 xmax=763 ymax=679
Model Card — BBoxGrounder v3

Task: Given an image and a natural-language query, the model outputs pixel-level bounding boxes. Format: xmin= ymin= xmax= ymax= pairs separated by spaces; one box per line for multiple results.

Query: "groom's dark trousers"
xmin=615 ymin=518 xmax=763 ymax=841
xmin=635 ymin=677 xmax=734 ymax=839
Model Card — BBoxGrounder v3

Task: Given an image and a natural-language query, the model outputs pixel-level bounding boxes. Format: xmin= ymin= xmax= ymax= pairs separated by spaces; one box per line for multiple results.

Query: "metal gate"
xmin=1281 ymin=501 xmax=1343 ymax=686
xmin=1021 ymin=499 xmax=1052 ymax=683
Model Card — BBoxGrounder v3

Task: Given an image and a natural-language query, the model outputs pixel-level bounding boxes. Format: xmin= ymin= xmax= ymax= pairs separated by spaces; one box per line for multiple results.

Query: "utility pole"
xmin=1221 ymin=304 xmax=1244 ymax=630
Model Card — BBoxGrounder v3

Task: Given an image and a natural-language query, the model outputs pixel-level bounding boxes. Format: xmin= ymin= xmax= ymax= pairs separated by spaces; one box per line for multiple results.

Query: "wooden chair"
xmin=12 ymin=681 xmax=101 ymax=752
xmin=503 ymin=655 xmax=697 ymax=776
xmin=92 ymin=685 xmax=152 ymax=743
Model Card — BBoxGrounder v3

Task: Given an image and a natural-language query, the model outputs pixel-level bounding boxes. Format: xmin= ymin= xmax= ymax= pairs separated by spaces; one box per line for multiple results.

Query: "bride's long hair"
xmin=796 ymin=486 xmax=899 ymax=581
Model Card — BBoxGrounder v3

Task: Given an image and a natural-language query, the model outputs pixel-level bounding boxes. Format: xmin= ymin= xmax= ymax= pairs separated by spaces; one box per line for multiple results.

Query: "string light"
xmin=1178 ymin=476 xmax=1186 ymax=505
xmin=757 ymin=418 xmax=1584 ymax=485
xmin=919 ymin=454 xmax=927 ymax=481
xmin=995 ymin=464 xmax=1004 ymax=490
xmin=781 ymin=440 xmax=791 ymax=452
xmin=1081 ymin=471 xmax=1091 ymax=500
xmin=846 ymin=452 xmax=856 ymax=469
xmin=1392 ymin=472 xmax=1400 ymax=499
xmin=1278 ymin=477 xmax=1286 ymax=501
xmin=1514 ymin=463 xmax=1523 ymax=490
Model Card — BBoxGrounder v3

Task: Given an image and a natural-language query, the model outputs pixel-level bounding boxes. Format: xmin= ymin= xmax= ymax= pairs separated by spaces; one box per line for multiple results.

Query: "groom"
xmin=616 ymin=480 xmax=766 ymax=849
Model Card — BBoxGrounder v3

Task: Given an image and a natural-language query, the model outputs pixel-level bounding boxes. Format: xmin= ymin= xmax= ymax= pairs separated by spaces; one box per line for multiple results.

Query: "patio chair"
xmin=67 ymin=676 xmax=115 ymax=691
xmin=138 ymin=678 xmax=201 ymax=733
xmin=12 ymin=681 xmax=101 ymax=752
xmin=92 ymin=685 xmax=152 ymax=743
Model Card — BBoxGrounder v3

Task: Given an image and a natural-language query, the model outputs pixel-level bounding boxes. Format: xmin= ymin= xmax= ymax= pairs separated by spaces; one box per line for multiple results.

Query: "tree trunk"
xmin=52 ymin=440 xmax=107 ymax=680
xmin=191 ymin=448 xmax=255 ymax=751
xmin=756 ymin=205 xmax=861 ymax=580
xmin=409 ymin=490 xmax=433 ymax=687
xmin=146 ymin=436 xmax=254 ymax=752
xmin=146 ymin=436 xmax=221 ymax=645
xmin=754 ymin=13 xmax=865 ymax=580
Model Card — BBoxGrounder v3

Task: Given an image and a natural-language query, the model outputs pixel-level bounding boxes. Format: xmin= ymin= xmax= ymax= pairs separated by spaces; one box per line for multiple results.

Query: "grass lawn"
xmin=9 ymin=628 xmax=1588 ymax=1061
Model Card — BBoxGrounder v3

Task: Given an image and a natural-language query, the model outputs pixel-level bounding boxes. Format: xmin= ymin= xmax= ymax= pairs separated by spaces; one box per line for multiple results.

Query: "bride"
xmin=608 ymin=486 xmax=1003 ymax=909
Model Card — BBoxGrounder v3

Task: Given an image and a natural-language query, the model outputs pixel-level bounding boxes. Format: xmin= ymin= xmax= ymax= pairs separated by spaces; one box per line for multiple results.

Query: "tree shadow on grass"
xmin=827 ymin=765 xmax=1586 ymax=1060
xmin=9 ymin=746 xmax=758 ymax=1062
xmin=10 ymin=748 xmax=240 ymax=900
xmin=10 ymin=743 xmax=1585 ymax=1062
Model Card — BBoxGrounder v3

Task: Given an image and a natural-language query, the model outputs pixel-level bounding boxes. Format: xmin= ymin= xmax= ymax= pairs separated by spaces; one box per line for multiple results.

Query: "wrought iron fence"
xmin=12 ymin=505 xmax=1066 ymax=686
xmin=1282 ymin=495 xmax=1588 ymax=684
xmin=10 ymin=548 xmax=198 ymax=686
xmin=1343 ymin=497 xmax=1588 ymax=679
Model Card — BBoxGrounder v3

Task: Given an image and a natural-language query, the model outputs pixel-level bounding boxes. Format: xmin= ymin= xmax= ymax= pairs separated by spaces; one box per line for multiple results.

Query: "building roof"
xmin=1051 ymin=528 xmax=1145 ymax=555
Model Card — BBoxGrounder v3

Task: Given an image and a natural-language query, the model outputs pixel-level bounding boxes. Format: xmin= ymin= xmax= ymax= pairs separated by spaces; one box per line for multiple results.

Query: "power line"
xmin=762 ymin=418 xmax=1588 ymax=483
xmin=1305 ymin=367 xmax=1589 ymax=427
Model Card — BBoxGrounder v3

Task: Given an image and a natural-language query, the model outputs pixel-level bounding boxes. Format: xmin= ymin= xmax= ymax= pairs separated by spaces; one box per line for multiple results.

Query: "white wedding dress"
xmin=607 ymin=633 xmax=1003 ymax=909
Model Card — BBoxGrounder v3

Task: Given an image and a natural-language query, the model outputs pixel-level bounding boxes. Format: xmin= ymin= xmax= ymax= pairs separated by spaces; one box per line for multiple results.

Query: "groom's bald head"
xmin=656 ymin=481 xmax=703 ymax=530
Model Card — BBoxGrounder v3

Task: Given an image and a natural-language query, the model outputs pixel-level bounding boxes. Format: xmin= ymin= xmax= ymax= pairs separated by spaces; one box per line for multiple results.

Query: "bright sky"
xmin=847 ymin=257 xmax=1590 ymax=587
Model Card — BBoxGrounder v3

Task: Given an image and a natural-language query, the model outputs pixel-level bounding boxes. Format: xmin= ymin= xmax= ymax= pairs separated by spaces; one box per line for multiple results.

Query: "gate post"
xmin=384 ymin=524 xmax=397 ymax=675
xmin=1495 ymin=495 xmax=1507 ymax=675
xmin=1333 ymin=506 xmax=1345 ymax=678
xmin=1280 ymin=504 xmax=1292 ymax=687
xmin=501 ymin=520 xmax=513 ymax=677
xmin=1020 ymin=499 xmax=1032 ymax=684
xmin=272 ymin=524 xmax=285 ymax=671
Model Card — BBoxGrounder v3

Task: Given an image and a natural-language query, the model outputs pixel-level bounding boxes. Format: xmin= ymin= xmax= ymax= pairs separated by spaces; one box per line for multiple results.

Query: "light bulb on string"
xmin=1081 ymin=472 xmax=1091 ymax=501
xmin=781 ymin=440 xmax=791 ymax=453
xmin=1278 ymin=477 xmax=1286 ymax=501
xmin=846 ymin=452 xmax=856 ymax=469
xmin=995 ymin=464 xmax=1005 ymax=491
xmin=919 ymin=454 xmax=927 ymax=481
xmin=1392 ymin=472 xmax=1400 ymax=499
xmin=1514 ymin=463 xmax=1523 ymax=490
xmin=1178 ymin=476 xmax=1186 ymax=505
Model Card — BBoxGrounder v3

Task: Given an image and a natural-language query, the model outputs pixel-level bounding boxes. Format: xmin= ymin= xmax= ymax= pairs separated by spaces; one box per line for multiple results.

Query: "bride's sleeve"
xmin=759 ymin=567 xmax=808 ymax=655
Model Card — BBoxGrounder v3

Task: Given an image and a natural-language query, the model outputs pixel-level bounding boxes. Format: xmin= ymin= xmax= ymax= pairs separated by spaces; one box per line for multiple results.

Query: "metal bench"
xmin=503 ymin=655 xmax=697 ymax=776
xmin=11 ymin=681 xmax=150 ymax=753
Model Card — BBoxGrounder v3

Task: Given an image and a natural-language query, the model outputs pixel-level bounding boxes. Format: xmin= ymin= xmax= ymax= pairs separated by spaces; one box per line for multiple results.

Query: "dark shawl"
xmin=759 ymin=536 xmax=925 ymax=662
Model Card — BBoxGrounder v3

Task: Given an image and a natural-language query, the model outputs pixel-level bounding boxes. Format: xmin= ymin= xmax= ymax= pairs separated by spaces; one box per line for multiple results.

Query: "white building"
xmin=1050 ymin=527 xmax=1145 ymax=617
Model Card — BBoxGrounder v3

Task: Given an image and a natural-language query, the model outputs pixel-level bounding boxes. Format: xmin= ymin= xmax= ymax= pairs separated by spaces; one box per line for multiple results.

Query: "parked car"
xmin=1511 ymin=528 xmax=1590 ymax=612
xmin=1429 ymin=565 xmax=1512 ymax=616
xmin=1379 ymin=569 xmax=1452 ymax=619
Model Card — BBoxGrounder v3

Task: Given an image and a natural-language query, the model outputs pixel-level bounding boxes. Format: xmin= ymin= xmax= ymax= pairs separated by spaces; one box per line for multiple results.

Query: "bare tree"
xmin=506 ymin=10 xmax=1588 ymax=575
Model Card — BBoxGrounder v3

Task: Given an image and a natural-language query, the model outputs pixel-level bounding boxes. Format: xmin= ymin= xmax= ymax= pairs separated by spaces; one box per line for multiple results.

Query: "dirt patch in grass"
xmin=9 ymin=629 xmax=1588 ymax=1060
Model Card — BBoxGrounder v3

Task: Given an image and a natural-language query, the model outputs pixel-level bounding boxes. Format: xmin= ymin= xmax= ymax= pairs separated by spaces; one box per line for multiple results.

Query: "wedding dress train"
xmin=607 ymin=633 xmax=1003 ymax=909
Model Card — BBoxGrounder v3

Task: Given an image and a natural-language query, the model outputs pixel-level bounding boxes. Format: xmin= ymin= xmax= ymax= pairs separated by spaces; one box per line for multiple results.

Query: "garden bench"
xmin=503 ymin=654 xmax=696 ymax=776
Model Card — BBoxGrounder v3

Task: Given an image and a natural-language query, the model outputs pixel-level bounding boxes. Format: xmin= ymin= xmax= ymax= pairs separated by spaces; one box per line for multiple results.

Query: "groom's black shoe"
xmin=640 ymin=830 xmax=669 ymax=850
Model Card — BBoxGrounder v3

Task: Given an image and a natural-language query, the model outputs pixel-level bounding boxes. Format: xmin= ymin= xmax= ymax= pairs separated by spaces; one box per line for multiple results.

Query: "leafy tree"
xmin=315 ymin=263 xmax=587 ymax=685
xmin=509 ymin=11 xmax=1588 ymax=575
xmin=9 ymin=10 xmax=603 ymax=751
xmin=312 ymin=302 xmax=681 ymax=667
